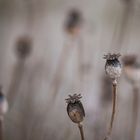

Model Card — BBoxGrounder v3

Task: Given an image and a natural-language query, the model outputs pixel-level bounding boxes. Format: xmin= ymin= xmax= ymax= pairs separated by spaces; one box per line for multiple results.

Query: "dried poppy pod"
xmin=66 ymin=94 xmax=85 ymax=140
xmin=123 ymin=55 xmax=140 ymax=84
xmin=15 ymin=36 xmax=32 ymax=59
xmin=66 ymin=94 xmax=85 ymax=124
xmin=65 ymin=10 xmax=83 ymax=36
xmin=0 ymin=87 xmax=8 ymax=121
xmin=103 ymin=53 xmax=122 ymax=140
xmin=104 ymin=53 xmax=122 ymax=82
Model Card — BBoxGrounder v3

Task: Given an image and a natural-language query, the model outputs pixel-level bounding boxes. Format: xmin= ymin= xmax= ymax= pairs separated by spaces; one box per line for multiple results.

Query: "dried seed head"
xmin=66 ymin=94 xmax=85 ymax=123
xmin=104 ymin=53 xmax=122 ymax=80
xmin=0 ymin=87 xmax=8 ymax=120
xmin=122 ymin=55 xmax=140 ymax=83
xmin=15 ymin=36 xmax=32 ymax=59
xmin=122 ymin=55 xmax=137 ymax=66
xmin=65 ymin=9 xmax=82 ymax=35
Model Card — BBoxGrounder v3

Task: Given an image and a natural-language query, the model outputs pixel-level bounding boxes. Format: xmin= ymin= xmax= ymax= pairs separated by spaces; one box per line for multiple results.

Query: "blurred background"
xmin=0 ymin=0 xmax=140 ymax=140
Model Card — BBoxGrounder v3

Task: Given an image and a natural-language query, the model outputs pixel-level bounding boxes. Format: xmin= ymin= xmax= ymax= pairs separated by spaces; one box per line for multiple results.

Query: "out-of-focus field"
xmin=0 ymin=0 xmax=140 ymax=140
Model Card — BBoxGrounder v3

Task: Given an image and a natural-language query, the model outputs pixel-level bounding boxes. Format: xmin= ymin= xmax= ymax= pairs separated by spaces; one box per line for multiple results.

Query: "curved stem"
xmin=104 ymin=82 xmax=117 ymax=140
xmin=78 ymin=123 xmax=85 ymax=140
xmin=130 ymin=86 xmax=139 ymax=140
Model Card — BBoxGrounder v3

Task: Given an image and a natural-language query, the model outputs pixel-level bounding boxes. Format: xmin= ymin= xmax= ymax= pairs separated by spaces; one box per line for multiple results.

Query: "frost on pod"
xmin=15 ymin=36 xmax=32 ymax=59
xmin=66 ymin=94 xmax=85 ymax=124
xmin=0 ymin=87 xmax=8 ymax=120
xmin=104 ymin=53 xmax=122 ymax=80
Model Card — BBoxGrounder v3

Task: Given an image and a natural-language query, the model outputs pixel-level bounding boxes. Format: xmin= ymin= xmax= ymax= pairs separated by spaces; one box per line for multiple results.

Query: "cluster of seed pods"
xmin=65 ymin=53 xmax=122 ymax=140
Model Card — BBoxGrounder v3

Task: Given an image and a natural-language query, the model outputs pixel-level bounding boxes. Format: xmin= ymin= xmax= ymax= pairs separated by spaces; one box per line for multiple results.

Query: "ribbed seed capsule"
xmin=104 ymin=53 xmax=122 ymax=80
xmin=66 ymin=94 xmax=85 ymax=124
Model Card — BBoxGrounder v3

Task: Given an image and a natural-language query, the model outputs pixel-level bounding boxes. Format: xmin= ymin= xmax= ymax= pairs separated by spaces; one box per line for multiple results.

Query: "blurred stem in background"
xmin=117 ymin=0 xmax=133 ymax=51
xmin=109 ymin=0 xmax=134 ymax=51
xmin=47 ymin=9 xmax=84 ymax=102
xmin=7 ymin=0 xmax=34 ymax=106
xmin=7 ymin=61 xmax=25 ymax=105
xmin=77 ymin=36 xmax=85 ymax=91
xmin=7 ymin=36 xmax=32 ymax=107
xmin=47 ymin=42 xmax=72 ymax=100
xmin=131 ymin=85 xmax=139 ymax=140
xmin=123 ymin=55 xmax=140 ymax=140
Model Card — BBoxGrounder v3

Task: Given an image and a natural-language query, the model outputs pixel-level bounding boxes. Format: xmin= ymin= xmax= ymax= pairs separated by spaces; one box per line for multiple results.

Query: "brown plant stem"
xmin=130 ymin=86 xmax=139 ymax=140
xmin=104 ymin=81 xmax=117 ymax=140
xmin=7 ymin=60 xmax=25 ymax=106
xmin=0 ymin=119 xmax=3 ymax=140
xmin=78 ymin=123 xmax=85 ymax=140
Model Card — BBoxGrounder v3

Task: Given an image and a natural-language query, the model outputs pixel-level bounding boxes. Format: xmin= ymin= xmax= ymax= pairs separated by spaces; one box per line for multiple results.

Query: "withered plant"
xmin=123 ymin=54 xmax=140 ymax=140
xmin=103 ymin=53 xmax=122 ymax=140
xmin=7 ymin=36 xmax=32 ymax=106
xmin=66 ymin=94 xmax=85 ymax=140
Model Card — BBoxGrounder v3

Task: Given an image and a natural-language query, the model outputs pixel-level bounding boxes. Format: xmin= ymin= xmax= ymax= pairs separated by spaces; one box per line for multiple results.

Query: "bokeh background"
xmin=0 ymin=0 xmax=140 ymax=140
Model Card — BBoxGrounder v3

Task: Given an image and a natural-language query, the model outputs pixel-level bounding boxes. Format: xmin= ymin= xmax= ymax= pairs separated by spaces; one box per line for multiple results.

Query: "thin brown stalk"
xmin=0 ymin=120 xmax=3 ymax=140
xmin=78 ymin=123 xmax=85 ymax=140
xmin=104 ymin=82 xmax=117 ymax=140
xmin=7 ymin=60 xmax=25 ymax=106
xmin=130 ymin=86 xmax=139 ymax=140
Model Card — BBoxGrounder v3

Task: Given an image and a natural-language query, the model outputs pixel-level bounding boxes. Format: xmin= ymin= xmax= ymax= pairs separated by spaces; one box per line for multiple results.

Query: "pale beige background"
xmin=0 ymin=0 xmax=140 ymax=140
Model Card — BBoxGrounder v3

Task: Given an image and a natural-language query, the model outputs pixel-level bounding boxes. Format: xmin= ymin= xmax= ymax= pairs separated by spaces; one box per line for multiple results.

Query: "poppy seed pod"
xmin=0 ymin=88 xmax=8 ymax=120
xmin=65 ymin=10 xmax=82 ymax=35
xmin=123 ymin=55 xmax=140 ymax=84
xmin=66 ymin=94 xmax=85 ymax=124
xmin=15 ymin=36 xmax=32 ymax=59
xmin=104 ymin=53 xmax=122 ymax=80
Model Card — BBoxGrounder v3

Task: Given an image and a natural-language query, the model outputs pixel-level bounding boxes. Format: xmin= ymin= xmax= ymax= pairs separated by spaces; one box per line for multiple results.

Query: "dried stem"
xmin=104 ymin=81 xmax=117 ymax=140
xmin=7 ymin=60 xmax=25 ymax=106
xmin=0 ymin=120 xmax=3 ymax=140
xmin=130 ymin=86 xmax=139 ymax=140
xmin=48 ymin=44 xmax=71 ymax=100
xmin=78 ymin=123 xmax=85 ymax=140
xmin=77 ymin=37 xmax=84 ymax=89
